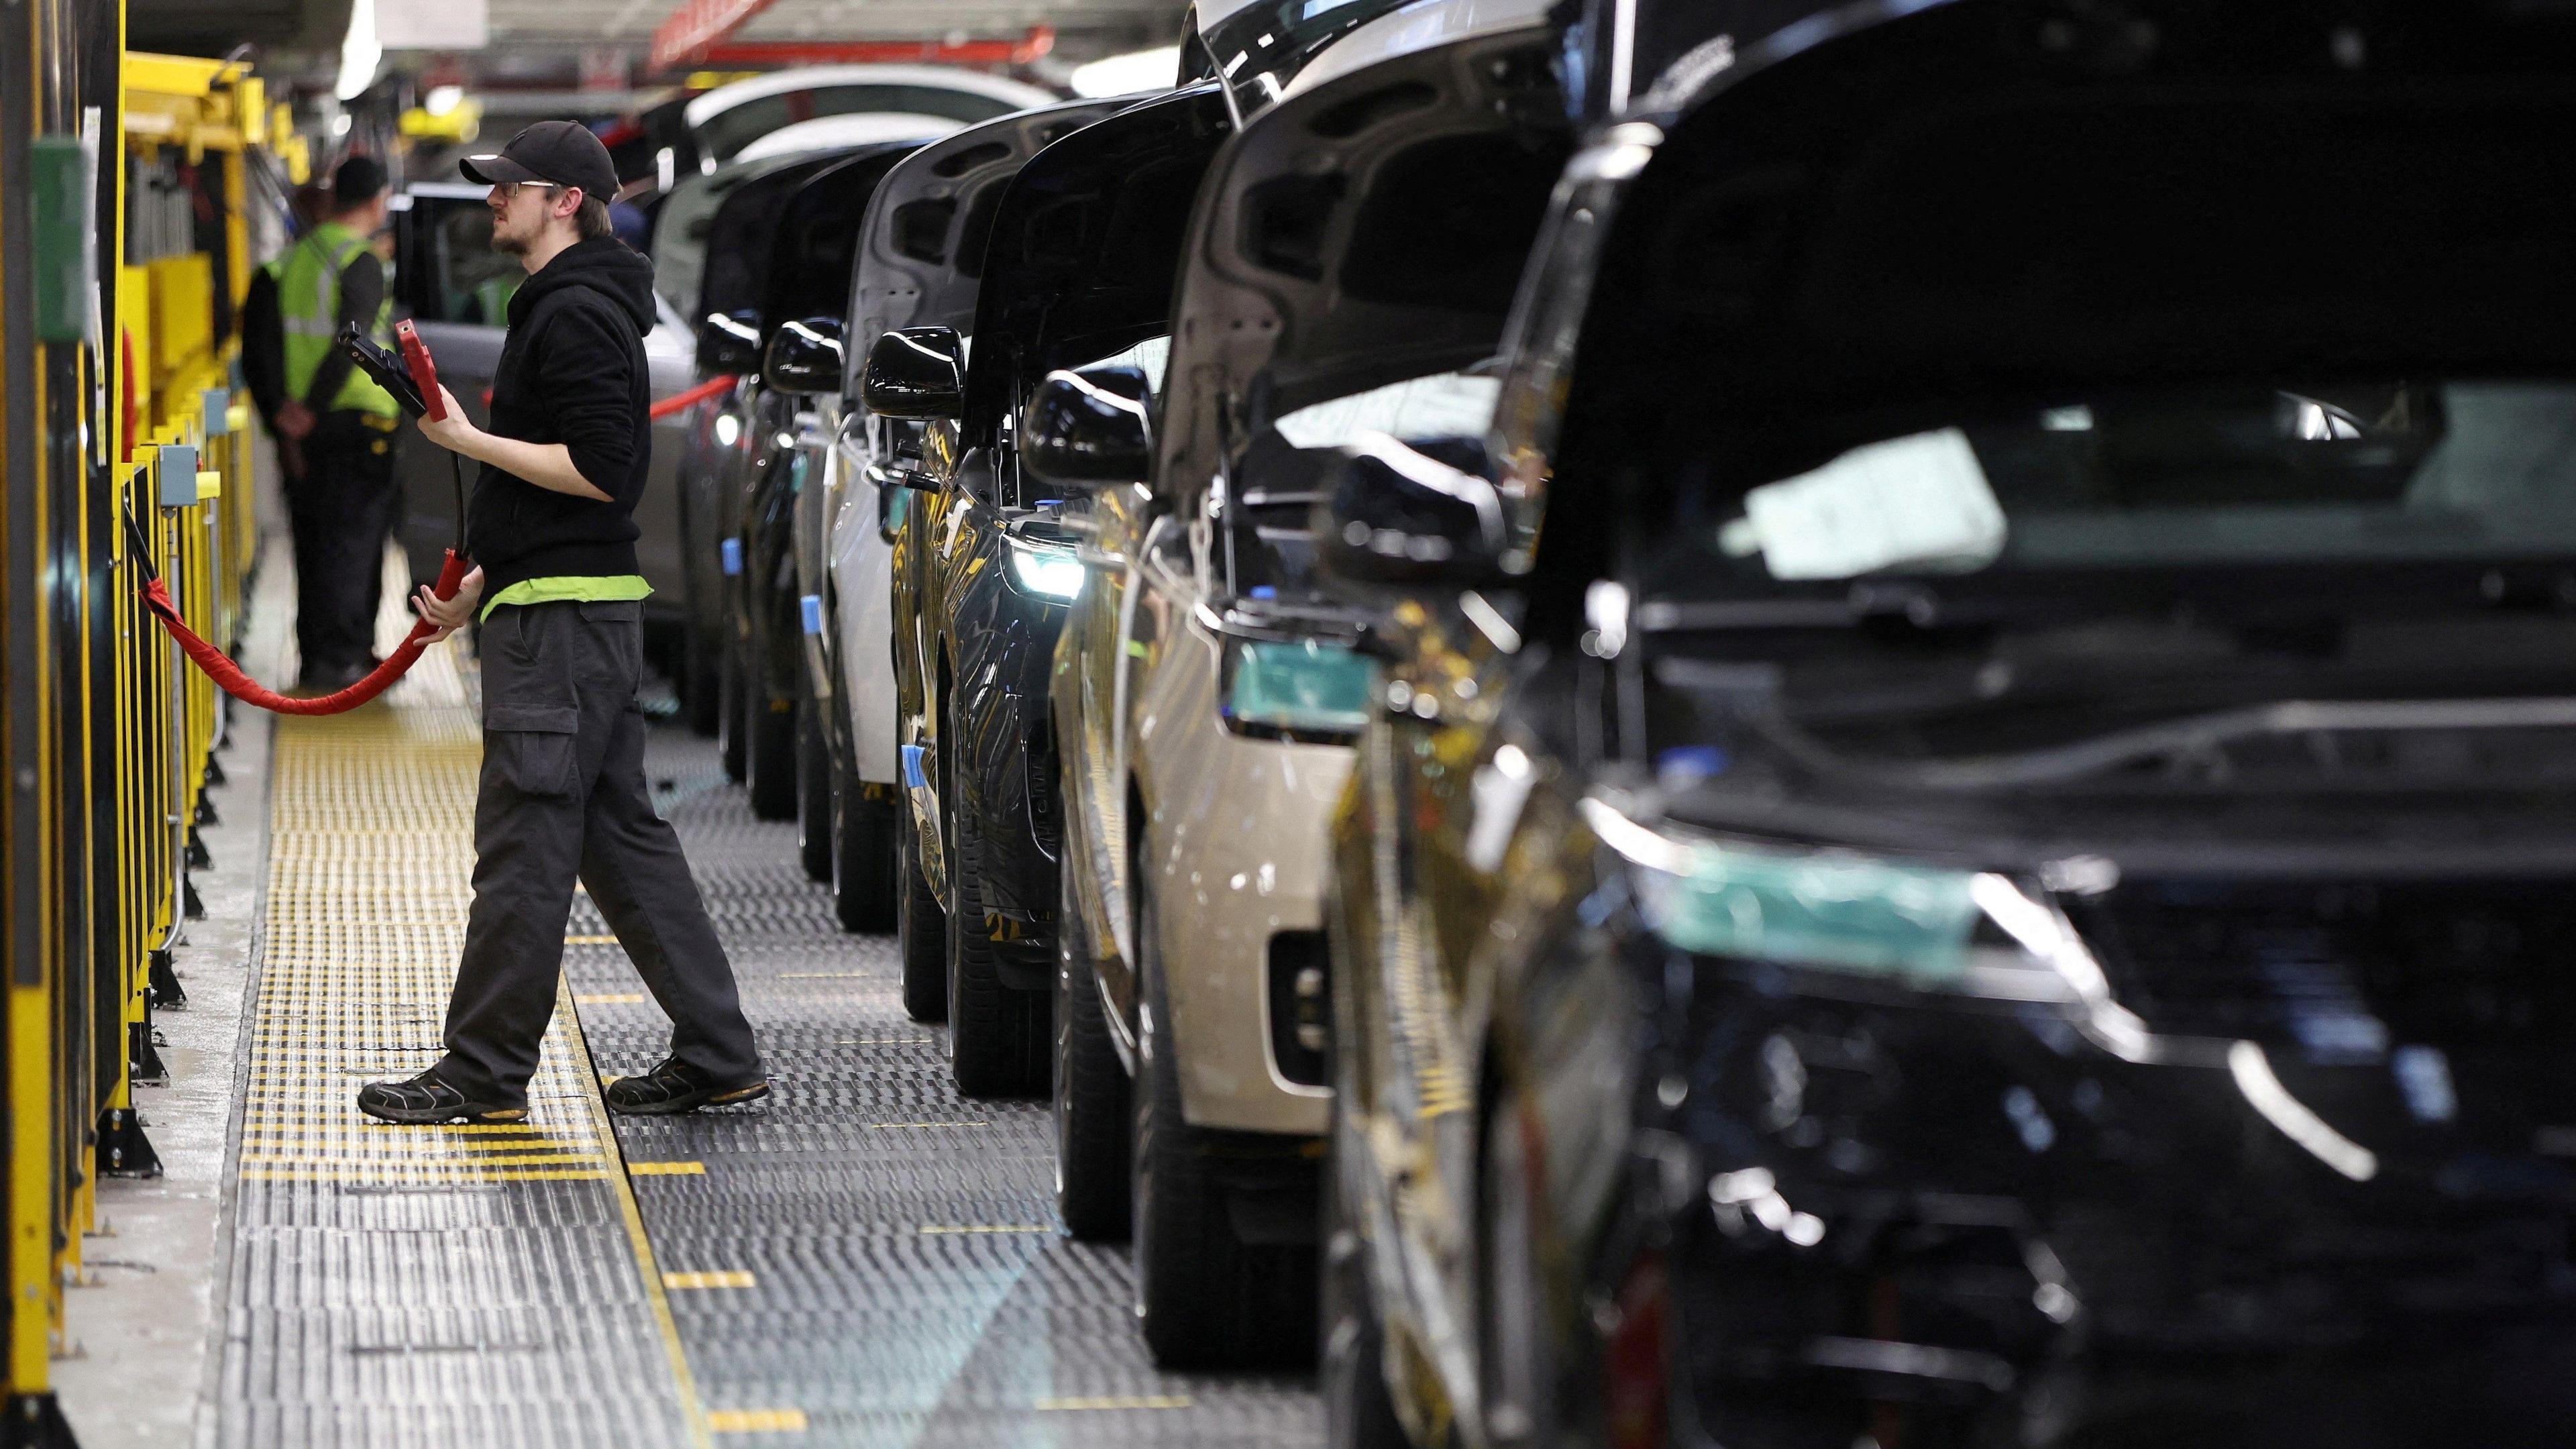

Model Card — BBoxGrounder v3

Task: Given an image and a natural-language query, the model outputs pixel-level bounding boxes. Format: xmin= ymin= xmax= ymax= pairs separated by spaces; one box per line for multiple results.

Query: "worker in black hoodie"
xmin=357 ymin=121 xmax=766 ymax=1125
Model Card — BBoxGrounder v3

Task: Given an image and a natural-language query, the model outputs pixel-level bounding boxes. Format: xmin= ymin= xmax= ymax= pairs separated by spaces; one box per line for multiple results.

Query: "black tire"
xmin=796 ymin=690 xmax=832 ymax=883
xmin=896 ymin=799 xmax=947 ymax=1022
xmin=682 ymin=623 xmax=722 ymax=737
xmin=1055 ymin=861 xmax=1130 ymax=1240
xmin=1132 ymin=871 xmax=1318 ymax=1368
xmin=745 ymin=679 xmax=797 ymax=821
xmin=1323 ymin=1128 xmax=1413 ymax=1449
xmin=945 ymin=805 xmax=1050 ymax=1097
xmin=831 ymin=750 xmax=898 ymax=934
xmin=717 ymin=653 xmax=748 ymax=783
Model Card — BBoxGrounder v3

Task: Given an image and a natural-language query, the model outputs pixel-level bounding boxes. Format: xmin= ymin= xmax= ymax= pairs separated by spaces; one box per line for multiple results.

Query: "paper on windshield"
xmin=1728 ymin=427 xmax=2008 ymax=580
xmin=1275 ymin=372 xmax=1501 ymax=449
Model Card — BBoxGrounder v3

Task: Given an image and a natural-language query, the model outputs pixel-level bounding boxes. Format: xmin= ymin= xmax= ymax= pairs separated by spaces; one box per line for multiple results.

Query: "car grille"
xmin=2065 ymin=879 xmax=2576 ymax=1050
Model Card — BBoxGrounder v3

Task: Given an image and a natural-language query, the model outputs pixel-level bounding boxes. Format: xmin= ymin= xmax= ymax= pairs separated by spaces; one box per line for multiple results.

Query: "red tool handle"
xmin=397 ymin=319 xmax=445 ymax=421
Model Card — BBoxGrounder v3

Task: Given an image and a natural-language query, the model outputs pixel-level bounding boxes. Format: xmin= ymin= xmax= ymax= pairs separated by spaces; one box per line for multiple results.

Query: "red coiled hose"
xmin=138 ymin=547 xmax=471 ymax=716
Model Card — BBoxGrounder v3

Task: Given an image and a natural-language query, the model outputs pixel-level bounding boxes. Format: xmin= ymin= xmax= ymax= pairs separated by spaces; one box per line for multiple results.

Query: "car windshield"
xmin=1658 ymin=382 xmax=2576 ymax=594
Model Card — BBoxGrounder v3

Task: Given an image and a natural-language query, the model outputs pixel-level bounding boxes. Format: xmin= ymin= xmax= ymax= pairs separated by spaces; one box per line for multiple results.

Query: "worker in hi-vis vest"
xmin=273 ymin=156 xmax=403 ymax=693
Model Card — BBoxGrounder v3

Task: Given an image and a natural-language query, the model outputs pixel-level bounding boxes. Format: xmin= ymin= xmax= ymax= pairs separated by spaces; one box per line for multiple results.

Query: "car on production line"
xmin=388 ymin=182 xmax=698 ymax=661
xmin=1314 ymin=2 xmax=2576 ymax=1446
xmin=1028 ymin=0 xmax=1572 ymax=1371
xmin=767 ymin=95 xmax=1139 ymax=934
xmin=858 ymin=85 xmax=1235 ymax=1096
xmin=710 ymin=142 xmax=932 ymax=863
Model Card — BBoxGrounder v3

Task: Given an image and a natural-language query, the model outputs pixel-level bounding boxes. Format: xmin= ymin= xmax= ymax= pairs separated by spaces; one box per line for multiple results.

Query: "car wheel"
xmin=682 ymin=622 xmax=722 ymax=737
xmin=1323 ymin=1125 xmax=1413 ymax=1449
xmin=744 ymin=679 xmax=797 ymax=821
xmin=896 ymin=796 xmax=947 ymax=1022
xmin=717 ymin=653 xmax=747 ymax=783
xmin=796 ymin=687 xmax=832 ymax=883
xmin=1130 ymin=868 xmax=1318 ymax=1369
xmin=945 ymin=804 xmax=1049 ymax=1097
xmin=1055 ymin=860 xmax=1130 ymax=1240
xmin=830 ymin=749 xmax=897 ymax=934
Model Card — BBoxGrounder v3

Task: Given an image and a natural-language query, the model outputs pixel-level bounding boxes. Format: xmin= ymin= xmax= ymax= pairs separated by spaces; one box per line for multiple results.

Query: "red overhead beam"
xmin=690 ymin=27 xmax=1057 ymax=70
xmin=649 ymin=0 xmax=784 ymax=73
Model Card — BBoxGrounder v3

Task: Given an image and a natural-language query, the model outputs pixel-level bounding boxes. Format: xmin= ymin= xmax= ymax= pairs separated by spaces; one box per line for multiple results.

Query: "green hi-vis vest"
xmin=276 ymin=221 xmax=399 ymax=418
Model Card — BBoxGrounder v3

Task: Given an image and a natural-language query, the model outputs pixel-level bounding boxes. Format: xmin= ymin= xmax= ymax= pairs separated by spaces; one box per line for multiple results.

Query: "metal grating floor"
xmin=567 ymin=724 xmax=1326 ymax=1446
xmin=214 ymin=647 xmax=706 ymax=1449
xmin=213 ymin=624 xmax=1323 ymax=1446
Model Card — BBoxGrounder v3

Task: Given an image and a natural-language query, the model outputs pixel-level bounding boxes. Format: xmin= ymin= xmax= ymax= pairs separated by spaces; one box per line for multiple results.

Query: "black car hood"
xmin=1157 ymin=6 xmax=1570 ymax=506
xmin=756 ymin=141 xmax=924 ymax=352
xmin=846 ymin=92 xmax=1142 ymax=390
xmin=959 ymin=85 xmax=1235 ymax=443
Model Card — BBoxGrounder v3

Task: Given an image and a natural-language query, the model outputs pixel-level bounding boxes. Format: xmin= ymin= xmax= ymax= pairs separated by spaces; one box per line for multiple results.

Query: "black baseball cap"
xmin=460 ymin=120 xmax=619 ymax=204
xmin=331 ymin=155 xmax=388 ymax=206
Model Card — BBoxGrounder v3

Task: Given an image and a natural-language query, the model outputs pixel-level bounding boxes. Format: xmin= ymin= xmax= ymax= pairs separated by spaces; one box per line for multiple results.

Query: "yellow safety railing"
xmin=0 ymin=9 xmax=282 ymax=1432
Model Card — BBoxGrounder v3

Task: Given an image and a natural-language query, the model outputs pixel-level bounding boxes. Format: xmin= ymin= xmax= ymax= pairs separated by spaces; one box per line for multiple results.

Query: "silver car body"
xmin=1059 ymin=0 xmax=1559 ymax=1135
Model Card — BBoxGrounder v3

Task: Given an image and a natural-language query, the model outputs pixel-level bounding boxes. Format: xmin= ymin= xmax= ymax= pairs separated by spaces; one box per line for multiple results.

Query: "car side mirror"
xmin=1313 ymin=434 xmax=1507 ymax=586
xmin=1020 ymin=364 xmax=1152 ymax=488
xmin=860 ymin=326 xmax=965 ymax=421
xmin=763 ymin=316 xmax=844 ymax=396
xmin=696 ymin=308 xmax=762 ymax=375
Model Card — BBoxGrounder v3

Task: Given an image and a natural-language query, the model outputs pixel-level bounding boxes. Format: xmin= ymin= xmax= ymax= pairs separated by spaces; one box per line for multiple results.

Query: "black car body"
xmin=865 ymin=85 xmax=1234 ymax=1096
xmin=720 ymin=142 xmax=926 ymax=835
xmin=790 ymin=95 xmax=1138 ymax=934
xmin=1319 ymin=3 xmax=2576 ymax=1446
xmin=1041 ymin=0 xmax=1571 ymax=1368
xmin=669 ymin=148 xmax=859 ymax=752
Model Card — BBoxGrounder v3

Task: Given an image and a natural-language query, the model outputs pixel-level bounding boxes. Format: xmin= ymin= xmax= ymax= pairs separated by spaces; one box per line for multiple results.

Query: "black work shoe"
xmin=356 ymin=1071 xmax=528 ymax=1124
xmin=602 ymin=1057 xmax=770 ymax=1116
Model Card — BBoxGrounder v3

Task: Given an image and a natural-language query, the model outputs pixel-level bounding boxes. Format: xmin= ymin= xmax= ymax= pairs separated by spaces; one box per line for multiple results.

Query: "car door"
xmin=388 ymin=186 xmax=515 ymax=590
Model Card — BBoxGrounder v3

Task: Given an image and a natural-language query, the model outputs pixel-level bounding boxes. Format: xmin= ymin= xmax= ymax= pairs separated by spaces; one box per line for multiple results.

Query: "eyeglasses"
xmin=493 ymin=181 xmax=563 ymax=203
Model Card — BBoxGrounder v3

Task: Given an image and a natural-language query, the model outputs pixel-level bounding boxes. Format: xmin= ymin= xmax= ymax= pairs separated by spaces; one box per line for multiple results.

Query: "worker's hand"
xmin=416 ymin=386 xmax=481 ymax=455
xmin=413 ymin=565 xmax=484 ymax=644
xmin=276 ymin=400 xmax=317 ymax=441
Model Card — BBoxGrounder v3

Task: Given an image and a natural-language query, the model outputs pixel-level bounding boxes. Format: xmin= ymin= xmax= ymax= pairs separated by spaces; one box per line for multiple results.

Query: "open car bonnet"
xmin=1495 ymin=0 xmax=2576 ymax=582
xmin=960 ymin=85 xmax=1236 ymax=444
xmin=1157 ymin=0 xmax=1569 ymax=506
xmin=845 ymin=93 xmax=1142 ymax=397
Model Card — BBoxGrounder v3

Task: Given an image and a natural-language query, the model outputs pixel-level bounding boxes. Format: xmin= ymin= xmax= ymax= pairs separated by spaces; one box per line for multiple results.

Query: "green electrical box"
xmin=30 ymin=135 xmax=94 ymax=344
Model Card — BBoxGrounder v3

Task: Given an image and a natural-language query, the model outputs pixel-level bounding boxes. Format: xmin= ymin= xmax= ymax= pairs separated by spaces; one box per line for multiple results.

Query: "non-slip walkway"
xmin=215 ymin=633 xmax=1322 ymax=1446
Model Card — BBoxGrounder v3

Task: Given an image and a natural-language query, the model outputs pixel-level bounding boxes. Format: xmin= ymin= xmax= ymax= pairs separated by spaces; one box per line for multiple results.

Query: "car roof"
xmin=682 ymin=65 xmax=1056 ymax=127
xmin=733 ymin=113 xmax=964 ymax=163
xmin=1280 ymin=0 xmax=1556 ymax=101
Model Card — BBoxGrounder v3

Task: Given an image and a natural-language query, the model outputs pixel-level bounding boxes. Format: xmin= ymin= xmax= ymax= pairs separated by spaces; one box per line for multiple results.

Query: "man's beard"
xmin=492 ymin=220 xmax=527 ymax=256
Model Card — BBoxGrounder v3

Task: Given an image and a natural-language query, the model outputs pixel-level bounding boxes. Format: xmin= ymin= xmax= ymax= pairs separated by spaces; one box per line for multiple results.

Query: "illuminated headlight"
xmin=1585 ymin=800 xmax=2151 ymax=1059
xmin=1004 ymin=537 xmax=1084 ymax=600
xmin=713 ymin=413 xmax=741 ymax=448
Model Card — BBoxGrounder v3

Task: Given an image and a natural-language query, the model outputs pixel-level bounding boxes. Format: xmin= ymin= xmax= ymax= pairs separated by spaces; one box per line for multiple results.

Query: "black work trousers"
xmin=284 ymin=409 xmax=402 ymax=676
xmin=434 ymin=598 xmax=762 ymax=1108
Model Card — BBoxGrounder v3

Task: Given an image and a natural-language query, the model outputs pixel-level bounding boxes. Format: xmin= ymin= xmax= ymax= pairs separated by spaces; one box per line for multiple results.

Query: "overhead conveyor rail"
xmin=2 ymin=7 xmax=282 ymax=1438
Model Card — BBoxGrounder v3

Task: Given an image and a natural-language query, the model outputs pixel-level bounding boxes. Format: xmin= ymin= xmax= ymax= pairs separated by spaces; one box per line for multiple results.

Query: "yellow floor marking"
xmin=1036 ymin=1396 xmax=1195 ymax=1411
xmin=239 ymin=1169 xmax=614 ymax=1183
xmin=706 ymin=1409 xmax=807 ymax=1432
xmin=869 ymin=1121 xmax=989 ymax=1130
xmin=566 ymin=934 xmax=620 ymax=945
xmin=918 ymin=1224 xmax=1049 ymax=1235
xmin=560 ymin=973 xmax=716 ymax=1448
xmin=663 ymin=1271 xmax=757 ymax=1290
xmin=577 ymin=993 xmax=648 ymax=1005
xmin=629 ymin=1161 xmax=706 ymax=1176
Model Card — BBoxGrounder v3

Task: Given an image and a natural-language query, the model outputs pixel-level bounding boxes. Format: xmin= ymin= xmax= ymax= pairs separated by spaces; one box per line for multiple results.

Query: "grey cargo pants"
xmin=433 ymin=598 xmax=761 ymax=1108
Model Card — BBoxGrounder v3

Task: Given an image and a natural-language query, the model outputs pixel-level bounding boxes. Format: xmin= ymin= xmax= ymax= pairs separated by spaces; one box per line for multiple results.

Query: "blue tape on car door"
xmin=720 ymin=538 xmax=743 ymax=576
xmin=900 ymin=743 xmax=926 ymax=789
xmin=800 ymin=594 xmax=824 ymax=635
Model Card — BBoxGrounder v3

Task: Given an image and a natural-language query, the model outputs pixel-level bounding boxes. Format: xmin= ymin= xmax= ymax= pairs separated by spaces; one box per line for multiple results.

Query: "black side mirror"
xmin=763 ymin=316 xmax=844 ymax=396
xmin=860 ymin=326 xmax=965 ymax=421
xmin=1020 ymin=364 xmax=1152 ymax=487
xmin=1313 ymin=434 xmax=1507 ymax=586
xmin=696 ymin=309 xmax=762 ymax=375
